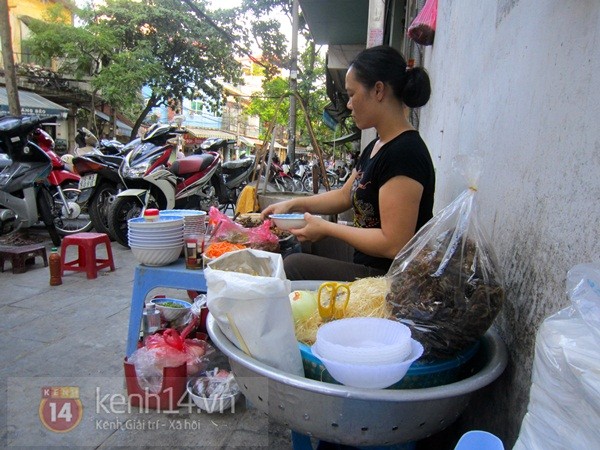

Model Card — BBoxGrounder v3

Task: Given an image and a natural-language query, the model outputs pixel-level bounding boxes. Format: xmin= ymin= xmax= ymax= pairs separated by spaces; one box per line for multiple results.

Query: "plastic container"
xmin=311 ymin=339 xmax=423 ymax=389
xmin=143 ymin=208 xmax=160 ymax=222
xmin=142 ymin=303 xmax=161 ymax=337
xmin=49 ymin=247 xmax=62 ymax=286
xmin=314 ymin=317 xmax=412 ymax=365
xmin=123 ymin=358 xmax=186 ymax=410
xmin=300 ymin=339 xmax=481 ymax=389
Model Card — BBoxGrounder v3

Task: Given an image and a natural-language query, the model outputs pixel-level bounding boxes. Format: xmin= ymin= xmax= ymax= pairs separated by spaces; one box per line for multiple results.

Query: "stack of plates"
xmin=161 ymin=209 xmax=207 ymax=236
xmin=127 ymin=215 xmax=184 ymax=266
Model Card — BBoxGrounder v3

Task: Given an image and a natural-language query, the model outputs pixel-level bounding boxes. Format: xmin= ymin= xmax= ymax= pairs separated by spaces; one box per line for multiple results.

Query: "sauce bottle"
xmin=49 ymin=247 xmax=62 ymax=286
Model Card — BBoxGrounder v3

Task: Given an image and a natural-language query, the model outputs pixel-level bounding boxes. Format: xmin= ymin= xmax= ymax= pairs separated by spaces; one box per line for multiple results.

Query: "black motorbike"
xmin=0 ymin=115 xmax=61 ymax=245
xmin=72 ymin=138 xmax=137 ymax=235
xmin=198 ymin=138 xmax=257 ymax=212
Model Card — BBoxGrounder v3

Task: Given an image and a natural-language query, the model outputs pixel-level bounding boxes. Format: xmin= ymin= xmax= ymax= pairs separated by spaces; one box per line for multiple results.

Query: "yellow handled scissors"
xmin=317 ymin=282 xmax=351 ymax=321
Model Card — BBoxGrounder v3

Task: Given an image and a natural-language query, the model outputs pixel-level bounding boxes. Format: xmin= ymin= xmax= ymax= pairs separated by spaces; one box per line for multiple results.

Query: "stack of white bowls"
xmin=128 ymin=215 xmax=184 ymax=266
xmin=161 ymin=209 xmax=207 ymax=236
xmin=311 ymin=317 xmax=424 ymax=389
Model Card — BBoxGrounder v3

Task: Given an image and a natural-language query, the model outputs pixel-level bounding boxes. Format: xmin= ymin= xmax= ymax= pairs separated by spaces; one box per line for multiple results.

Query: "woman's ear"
xmin=374 ymin=81 xmax=385 ymax=102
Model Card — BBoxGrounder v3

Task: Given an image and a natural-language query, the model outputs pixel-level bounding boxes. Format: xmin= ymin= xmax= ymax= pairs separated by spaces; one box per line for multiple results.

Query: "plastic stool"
xmin=454 ymin=430 xmax=504 ymax=450
xmin=60 ymin=232 xmax=115 ymax=279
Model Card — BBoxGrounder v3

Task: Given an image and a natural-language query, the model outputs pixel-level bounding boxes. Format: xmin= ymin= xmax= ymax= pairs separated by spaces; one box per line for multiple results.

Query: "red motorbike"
xmin=31 ymin=128 xmax=93 ymax=234
xmin=108 ymin=123 xmax=223 ymax=247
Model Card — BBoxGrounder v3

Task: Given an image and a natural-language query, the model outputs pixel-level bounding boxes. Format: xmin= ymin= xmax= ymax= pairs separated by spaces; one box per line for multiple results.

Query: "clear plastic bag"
xmin=407 ymin=0 xmax=438 ymax=46
xmin=207 ymin=206 xmax=279 ymax=252
xmin=129 ymin=328 xmax=215 ymax=392
xmin=514 ymin=263 xmax=600 ymax=449
xmin=385 ymin=187 xmax=504 ymax=359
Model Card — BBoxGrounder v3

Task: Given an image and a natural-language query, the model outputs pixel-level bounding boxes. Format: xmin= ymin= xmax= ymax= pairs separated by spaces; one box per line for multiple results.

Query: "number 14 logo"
xmin=39 ymin=387 xmax=83 ymax=433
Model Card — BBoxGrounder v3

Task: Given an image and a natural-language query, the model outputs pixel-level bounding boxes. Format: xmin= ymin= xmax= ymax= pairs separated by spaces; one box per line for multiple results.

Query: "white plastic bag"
xmin=514 ymin=263 xmax=600 ymax=449
xmin=205 ymin=249 xmax=304 ymax=376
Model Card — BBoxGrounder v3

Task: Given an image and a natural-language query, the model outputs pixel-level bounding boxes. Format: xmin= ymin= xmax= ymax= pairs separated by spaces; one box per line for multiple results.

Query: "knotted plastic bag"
xmin=385 ymin=159 xmax=504 ymax=359
xmin=407 ymin=0 xmax=438 ymax=46
xmin=129 ymin=328 xmax=214 ymax=392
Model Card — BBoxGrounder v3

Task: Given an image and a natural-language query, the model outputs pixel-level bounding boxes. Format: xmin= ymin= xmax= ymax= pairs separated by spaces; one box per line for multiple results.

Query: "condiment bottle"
xmin=142 ymin=303 xmax=161 ymax=338
xmin=143 ymin=208 xmax=159 ymax=222
xmin=49 ymin=247 xmax=62 ymax=286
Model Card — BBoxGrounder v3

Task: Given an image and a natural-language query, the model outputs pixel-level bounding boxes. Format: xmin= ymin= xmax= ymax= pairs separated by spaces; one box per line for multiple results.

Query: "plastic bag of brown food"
xmin=407 ymin=0 xmax=437 ymax=46
xmin=385 ymin=187 xmax=504 ymax=359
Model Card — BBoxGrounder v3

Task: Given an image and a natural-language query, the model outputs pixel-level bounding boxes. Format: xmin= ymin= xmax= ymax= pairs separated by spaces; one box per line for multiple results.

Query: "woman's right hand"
xmin=260 ymin=200 xmax=296 ymax=220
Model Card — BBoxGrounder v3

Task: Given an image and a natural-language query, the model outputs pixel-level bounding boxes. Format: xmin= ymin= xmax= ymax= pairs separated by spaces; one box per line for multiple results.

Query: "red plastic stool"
xmin=60 ymin=232 xmax=115 ymax=279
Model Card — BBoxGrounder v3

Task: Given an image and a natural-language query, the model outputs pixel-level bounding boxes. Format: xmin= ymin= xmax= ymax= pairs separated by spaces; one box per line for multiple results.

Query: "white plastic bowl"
xmin=186 ymin=380 xmax=239 ymax=413
xmin=129 ymin=228 xmax=183 ymax=237
xmin=311 ymin=339 xmax=424 ymax=389
xmin=130 ymin=244 xmax=182 ymax=266
xmin=314 ymin=318 xmax=413 ymax=365
xmin=269 ymin=213 xmax=307 ymax=230
xmin=150 ymin=297 xmax=192 ymax=321
xmin=128 ymin=239 xmax=184 ymax=248
xmin=161 ymin=209 xmax=207 ymax=217
xmin=128 ymin=215 xmax=184 ymax=229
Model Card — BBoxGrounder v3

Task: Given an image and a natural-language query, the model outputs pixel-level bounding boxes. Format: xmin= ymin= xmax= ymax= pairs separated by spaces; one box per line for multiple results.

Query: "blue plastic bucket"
xmin=299 ymin=340 xmax=480 ymax=389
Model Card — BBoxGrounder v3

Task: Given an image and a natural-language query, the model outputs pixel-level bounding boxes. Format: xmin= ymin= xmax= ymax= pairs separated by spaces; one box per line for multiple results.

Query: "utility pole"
xmin=287 ymin=0 xmax=299 ymax=164
xmin=0 ymin=0 xmax=21 ymax=115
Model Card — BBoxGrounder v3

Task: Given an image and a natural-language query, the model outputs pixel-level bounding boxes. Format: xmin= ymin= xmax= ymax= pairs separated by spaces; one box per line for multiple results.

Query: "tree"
xmin=236 ymin=1 xmax=337 ymax=154
xmin=26 ymin=0 xmax=243 ymax=139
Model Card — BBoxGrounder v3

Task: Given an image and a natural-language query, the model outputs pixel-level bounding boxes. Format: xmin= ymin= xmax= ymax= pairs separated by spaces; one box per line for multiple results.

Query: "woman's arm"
xmin=293 ymin=175 xmax=422 ymax=259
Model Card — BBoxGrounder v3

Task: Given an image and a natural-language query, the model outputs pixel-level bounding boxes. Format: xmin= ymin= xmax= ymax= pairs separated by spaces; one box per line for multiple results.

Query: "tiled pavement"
xmin=0 ymin=229 xmax=292 ymax=449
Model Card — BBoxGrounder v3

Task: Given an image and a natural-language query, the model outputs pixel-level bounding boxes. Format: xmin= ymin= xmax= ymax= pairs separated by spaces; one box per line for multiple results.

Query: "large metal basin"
xmin=207 ymin=316 xmax=507 ymax=446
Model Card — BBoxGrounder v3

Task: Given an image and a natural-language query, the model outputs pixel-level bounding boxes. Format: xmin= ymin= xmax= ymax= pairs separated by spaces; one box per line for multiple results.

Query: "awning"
xmin=186 ymin=127 xmax=237 ymax=139
xmin=0 ymin=87 xmax=68 ymax=118
xmin=94 ymin=110 xmax=133 ymax=135
xmin=323 ymin=131 xmax=361 ymax=145
xmin=239 ymin=136 xmax=263 ymax=147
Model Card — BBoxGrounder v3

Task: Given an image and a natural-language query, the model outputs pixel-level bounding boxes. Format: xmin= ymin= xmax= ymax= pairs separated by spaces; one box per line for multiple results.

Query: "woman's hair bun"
xmin=402 ymin=67 xmax=431 ymax=108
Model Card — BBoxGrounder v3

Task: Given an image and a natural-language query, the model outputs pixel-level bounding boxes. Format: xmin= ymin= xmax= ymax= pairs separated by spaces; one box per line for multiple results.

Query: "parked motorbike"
xmin=30 ymin=127 xmax=93 ymax=234
xmin=302 ymin=161 xmax=337 ymax=192
xmin=72 ymin=137 xmax=137 ymax=235
xmin=108 ymin=124 xmax=222 ymax=247
xmin=290 ymin=159 xmax=310 ymax=191
xmin=267 ymin=158 xmax=296 ymax=192
xmin=0 ymin=115 xmax=61 ymax=245
xmin=199 ymin=138 xmax=257 ymax=212
xmin=334 ymin=164 xmax=352 ymax=186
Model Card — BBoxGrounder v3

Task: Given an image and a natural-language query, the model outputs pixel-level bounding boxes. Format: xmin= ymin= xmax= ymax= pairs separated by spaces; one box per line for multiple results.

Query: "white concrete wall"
xmin=417 ymin=0 xmax=600 ymax=446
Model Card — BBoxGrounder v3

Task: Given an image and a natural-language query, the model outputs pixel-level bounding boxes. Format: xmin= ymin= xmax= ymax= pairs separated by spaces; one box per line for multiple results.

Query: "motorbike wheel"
xmin=89 ymin=183 xmax=118 ymax=236
xmin=326 ymin=175 xmax=337 ymax=190
xmin=108 ymin=196 xmax=157 ymax=248
xmin=37 ymin=186 xmax=62 ymax=246
xmin=51 ymin=186 xmax=94 ymax=235
xmin=302 ymin=176 xmax=313 ymax=193
xmin=283 ymin=177 xmax=296 ymax=192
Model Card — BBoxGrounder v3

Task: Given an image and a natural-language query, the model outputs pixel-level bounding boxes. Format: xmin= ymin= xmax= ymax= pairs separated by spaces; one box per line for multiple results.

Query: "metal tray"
xmin=207 ymin=316 xmax=507 ymax=446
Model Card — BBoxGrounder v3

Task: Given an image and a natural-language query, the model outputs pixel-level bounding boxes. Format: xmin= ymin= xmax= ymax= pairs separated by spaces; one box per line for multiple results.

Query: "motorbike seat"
xmin=0 ymin=115 xmax=52 ymax=138
xmin=222 ymin=157 xmax=254 ymax=172
xmin=170 ymin=154 xmax=215 ymax=176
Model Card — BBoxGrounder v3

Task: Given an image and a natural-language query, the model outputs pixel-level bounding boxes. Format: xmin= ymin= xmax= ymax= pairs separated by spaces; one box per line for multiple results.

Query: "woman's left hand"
xmin=289 ymin=213 xmax=329 ymax=242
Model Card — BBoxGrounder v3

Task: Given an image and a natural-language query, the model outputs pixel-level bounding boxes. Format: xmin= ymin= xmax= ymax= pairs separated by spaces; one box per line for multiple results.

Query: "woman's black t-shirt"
xmin=351 ymin=130 xmax=435 ymax=271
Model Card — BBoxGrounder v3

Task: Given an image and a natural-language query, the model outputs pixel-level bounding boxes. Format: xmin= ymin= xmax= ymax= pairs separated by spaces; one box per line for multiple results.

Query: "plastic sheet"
xmin=514 ymin=263 xmax=600 ymax=449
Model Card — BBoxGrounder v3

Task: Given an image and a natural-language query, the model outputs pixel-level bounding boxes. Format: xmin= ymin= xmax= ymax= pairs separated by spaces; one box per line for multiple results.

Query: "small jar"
xmin=143 ymin=208 xmax=159 ymax=222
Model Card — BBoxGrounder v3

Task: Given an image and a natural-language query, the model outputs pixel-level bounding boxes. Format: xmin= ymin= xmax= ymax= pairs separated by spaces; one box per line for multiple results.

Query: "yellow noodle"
xmin=295 ymin=277 xmax=392 ymax=345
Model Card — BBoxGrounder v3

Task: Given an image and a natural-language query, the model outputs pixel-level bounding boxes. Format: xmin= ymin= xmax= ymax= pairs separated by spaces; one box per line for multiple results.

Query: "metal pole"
xmin=0 ymin=0 xmax=21 ymax=115
xmin=287 ymin=0 xmax=299 ymax=164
